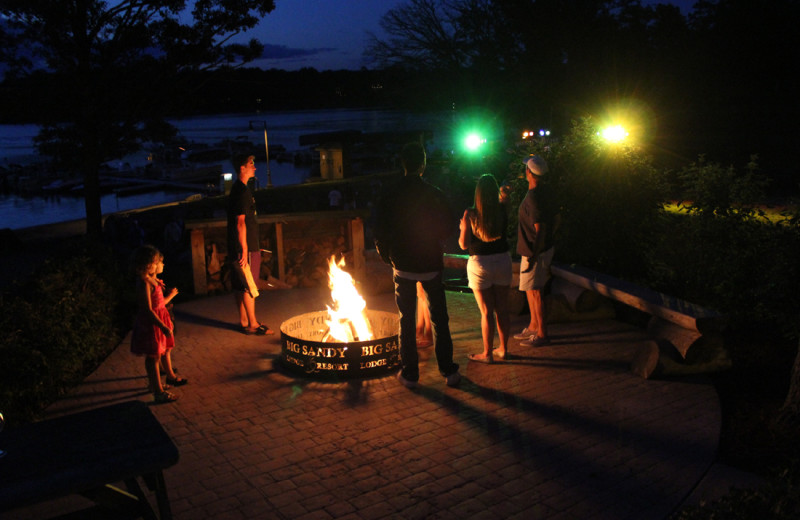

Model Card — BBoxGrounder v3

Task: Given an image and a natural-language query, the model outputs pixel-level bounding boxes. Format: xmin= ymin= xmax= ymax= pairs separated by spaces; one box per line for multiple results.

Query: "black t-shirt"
xmin=226 ymin=180 xmax=259 ymax=256
xmin=517 ymin=183 xmax=557 ymax=256
xmin=468 ymin=209 xmax=509 ymax=256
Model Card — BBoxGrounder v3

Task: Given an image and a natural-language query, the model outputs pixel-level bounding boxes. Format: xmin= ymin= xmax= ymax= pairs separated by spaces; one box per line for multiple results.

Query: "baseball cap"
xmin=522 ymin=155 xmax=548 ymax=177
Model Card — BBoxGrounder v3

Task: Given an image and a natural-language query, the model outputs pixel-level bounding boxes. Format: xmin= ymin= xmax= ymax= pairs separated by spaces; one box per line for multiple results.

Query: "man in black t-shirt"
xmin=227 ymin=153 xmax=272 ymax=335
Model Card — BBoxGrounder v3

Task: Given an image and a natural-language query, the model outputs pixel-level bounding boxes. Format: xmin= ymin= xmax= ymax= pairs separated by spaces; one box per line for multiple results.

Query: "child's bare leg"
xmin=162 ymin=351 xmax=177 ymax=379
xmin=145 ymin=356 xmax=162 ymax=394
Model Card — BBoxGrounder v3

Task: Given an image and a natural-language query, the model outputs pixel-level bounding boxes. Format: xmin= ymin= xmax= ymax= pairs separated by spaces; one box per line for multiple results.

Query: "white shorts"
xmin=467 ymin=252 xmax=512 ymax=290
xmin=519 ymin=247 xmax=555 ymax=291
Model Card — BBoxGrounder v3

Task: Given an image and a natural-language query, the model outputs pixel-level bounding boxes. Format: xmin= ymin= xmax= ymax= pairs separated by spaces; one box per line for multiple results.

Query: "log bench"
xmin=0 ymin=400 xmax=179 ymax=519
xmin=550 ymin=263 xmax=729 ymax=379
xmin=443 ymin=254 xmax=729 ymax=379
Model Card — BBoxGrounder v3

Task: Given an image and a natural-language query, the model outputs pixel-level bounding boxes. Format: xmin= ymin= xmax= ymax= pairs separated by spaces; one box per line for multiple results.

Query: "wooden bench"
xmin=0 ymin=400 xmax=179 ymax=519
xmin=443 ymin=254 xmax=729 ymax=379
xmin=549 ymin=263 xmax=729 ymax=378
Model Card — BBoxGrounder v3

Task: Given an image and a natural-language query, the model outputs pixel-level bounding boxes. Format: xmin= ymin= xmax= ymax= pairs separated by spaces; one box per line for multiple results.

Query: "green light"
xmin=464 ymin=133 xmax=484 ymax=151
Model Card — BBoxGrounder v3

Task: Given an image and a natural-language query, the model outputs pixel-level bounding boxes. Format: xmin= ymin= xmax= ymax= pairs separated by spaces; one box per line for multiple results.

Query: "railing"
xmin=186 ymin=210 xmax=369 ymax=295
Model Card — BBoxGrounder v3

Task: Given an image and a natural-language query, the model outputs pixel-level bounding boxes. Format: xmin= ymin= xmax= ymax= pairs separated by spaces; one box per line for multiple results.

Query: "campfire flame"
xmin=324 ymin=256 xmax=373 ymax=343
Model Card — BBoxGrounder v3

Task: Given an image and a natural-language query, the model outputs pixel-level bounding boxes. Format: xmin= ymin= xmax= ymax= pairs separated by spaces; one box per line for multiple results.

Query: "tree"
xmin=0 ymin=0 xmax=275 ymax=237
xmin=365 ymin=0 xmax=468 ymax=71
xmin=365 ymin=1 xmax=693 ymax=130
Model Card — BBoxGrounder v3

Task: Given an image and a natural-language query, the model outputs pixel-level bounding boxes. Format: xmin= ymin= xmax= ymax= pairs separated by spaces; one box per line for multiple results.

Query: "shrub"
xmin=673 ymin=465 xmax=800 ymax=520
xmin=647 ymin=156 xmax=800 ymax=338
xmin=506 ymin=117 xmax=665 ymax=282
xmin=0 ymin=239 xmax=126 ymax=425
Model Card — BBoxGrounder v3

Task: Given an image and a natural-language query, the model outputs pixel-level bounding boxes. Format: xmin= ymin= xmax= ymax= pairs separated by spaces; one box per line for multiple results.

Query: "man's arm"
xmin=236 ymin=214 xmax=248 ymax=267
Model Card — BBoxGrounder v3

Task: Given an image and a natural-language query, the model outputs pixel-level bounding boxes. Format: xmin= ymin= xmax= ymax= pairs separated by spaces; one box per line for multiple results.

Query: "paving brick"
xmin=11 ymin=288 xmax=723 ymax=520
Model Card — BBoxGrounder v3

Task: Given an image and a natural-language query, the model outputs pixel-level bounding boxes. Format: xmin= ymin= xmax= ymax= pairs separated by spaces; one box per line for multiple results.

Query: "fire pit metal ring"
xmin=280 ymin=309 xmax=400 ymax=379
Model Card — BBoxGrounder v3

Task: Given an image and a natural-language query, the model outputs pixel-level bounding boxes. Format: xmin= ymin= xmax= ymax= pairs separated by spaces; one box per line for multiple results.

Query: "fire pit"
xmin=279 ymin=256 xmax=400 ymax=379
xmin=280 ymin=309 xmax=399 ymax=378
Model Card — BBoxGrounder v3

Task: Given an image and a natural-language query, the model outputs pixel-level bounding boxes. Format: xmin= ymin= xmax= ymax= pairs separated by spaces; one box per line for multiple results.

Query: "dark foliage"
xmin=673 ymin=464 xmax=800 ymax=519
xmin=0 ymin=239 xmax=128 ymax=425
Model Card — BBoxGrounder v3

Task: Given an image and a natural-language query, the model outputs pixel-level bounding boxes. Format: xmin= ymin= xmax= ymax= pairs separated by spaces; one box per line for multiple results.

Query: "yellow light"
xmin=600 ymin=125 xmax=629 ymax=143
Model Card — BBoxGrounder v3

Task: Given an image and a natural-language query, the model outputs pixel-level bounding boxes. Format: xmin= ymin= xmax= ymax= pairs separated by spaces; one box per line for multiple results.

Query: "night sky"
xmin=243 ymin=0 xmax=697 ymax=71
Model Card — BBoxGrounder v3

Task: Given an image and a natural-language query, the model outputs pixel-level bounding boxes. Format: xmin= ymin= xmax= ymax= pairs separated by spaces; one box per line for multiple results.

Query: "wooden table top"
xmin=0 ymin=400 xmax=179 ymax=511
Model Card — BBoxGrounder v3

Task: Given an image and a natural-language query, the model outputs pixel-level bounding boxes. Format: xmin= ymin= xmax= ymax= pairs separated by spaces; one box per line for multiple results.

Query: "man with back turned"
xmin=374 ymin=142 xmax=461 ymax=388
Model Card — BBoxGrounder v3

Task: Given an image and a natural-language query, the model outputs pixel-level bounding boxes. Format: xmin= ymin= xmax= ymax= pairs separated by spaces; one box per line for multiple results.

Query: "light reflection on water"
xmin=1 ymin=108 xmax=454 ymax=231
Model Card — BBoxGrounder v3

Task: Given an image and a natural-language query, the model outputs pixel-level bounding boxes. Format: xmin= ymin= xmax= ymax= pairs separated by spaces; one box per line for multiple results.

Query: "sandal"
xmin=154 ymin=390 xmax=178 ymax=404
xmin=241 ymin=324 xmax=274 ymax=335
xmin=166 ymin=376 xmax=188 ymax=387
xmin=256 ymin=324 xmax=273 ymax=335
xmin=468 ymin=353 xmax=493 ymax=364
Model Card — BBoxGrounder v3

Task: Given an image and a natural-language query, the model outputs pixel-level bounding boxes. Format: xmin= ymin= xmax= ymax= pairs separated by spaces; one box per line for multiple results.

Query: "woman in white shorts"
xmin=458 ymin=174 xmax=512 ymax=363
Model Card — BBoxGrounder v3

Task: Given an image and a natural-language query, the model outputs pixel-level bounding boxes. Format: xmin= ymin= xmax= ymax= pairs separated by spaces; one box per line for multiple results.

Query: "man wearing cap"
xmin=514 ymin=155 xmax=557 ymax=347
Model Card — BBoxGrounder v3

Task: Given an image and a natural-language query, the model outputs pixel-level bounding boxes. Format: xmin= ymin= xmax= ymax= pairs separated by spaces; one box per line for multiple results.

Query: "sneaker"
xmin=445 ymin=371 xmax=461 ymax=387
xmin=513 ymin=327 xmax=536 ymax=340
xmin=397 ymin=371 xmax=418 ymax=389
xmin=520 ymin=335 xmax=550 ymax=347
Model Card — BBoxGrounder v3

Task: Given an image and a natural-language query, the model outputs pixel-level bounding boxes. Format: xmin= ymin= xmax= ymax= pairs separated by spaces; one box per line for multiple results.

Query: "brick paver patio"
xmin=9 ymin=286 xmax=721 ymax=519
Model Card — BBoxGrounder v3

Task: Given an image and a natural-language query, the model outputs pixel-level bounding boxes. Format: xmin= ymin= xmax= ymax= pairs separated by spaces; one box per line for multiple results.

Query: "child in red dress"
xmin=130 ymin=245 xmax=187 ymax=403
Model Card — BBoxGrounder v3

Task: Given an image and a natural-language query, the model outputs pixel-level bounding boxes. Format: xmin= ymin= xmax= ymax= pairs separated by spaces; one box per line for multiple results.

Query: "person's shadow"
xmin=173 ymin=308 xmax=238 ymax=331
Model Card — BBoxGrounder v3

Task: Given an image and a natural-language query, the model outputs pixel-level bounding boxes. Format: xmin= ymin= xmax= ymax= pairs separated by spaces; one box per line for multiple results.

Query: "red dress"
xmin=131 ymin=279 xmax=174 ymax=357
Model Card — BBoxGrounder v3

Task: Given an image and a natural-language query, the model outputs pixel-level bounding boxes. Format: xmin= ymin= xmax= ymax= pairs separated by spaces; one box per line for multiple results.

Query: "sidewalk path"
xmin=11 ymin=287 xmax=721 ymax=519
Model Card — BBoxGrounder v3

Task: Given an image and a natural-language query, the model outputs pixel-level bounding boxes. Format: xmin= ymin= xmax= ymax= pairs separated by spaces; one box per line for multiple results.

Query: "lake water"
xmin=0 ymin=108 xmax=456 ymax=230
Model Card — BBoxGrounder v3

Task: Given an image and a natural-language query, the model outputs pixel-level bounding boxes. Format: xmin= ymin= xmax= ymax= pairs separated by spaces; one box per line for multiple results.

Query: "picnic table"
xmin=0 ymin=400 xmax=179 ymax=519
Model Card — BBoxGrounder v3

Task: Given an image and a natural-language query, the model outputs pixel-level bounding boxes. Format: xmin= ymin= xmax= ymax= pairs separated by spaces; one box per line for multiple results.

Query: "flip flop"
xmin=166 ymin=376 xmax=188 ymax=386
xmin=492 ymin=349 xmax=507 ymax=361
xmin=242 ymin=324 xmax=275 ymax=335
xmin=468 ymin=353 xmax=493 ymax=364
xmin=255 ymin=324 xmax=274 ymax=335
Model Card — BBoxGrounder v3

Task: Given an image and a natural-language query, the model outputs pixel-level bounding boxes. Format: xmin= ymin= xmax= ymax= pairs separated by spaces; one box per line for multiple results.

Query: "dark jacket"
xmin=374 ymin=175 xmax=456 ymax=273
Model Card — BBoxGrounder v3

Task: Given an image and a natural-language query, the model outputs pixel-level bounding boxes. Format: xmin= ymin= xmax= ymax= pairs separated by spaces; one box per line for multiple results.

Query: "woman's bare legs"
xmin=471 ymin=288 xmax=496 ymax=361
xmin=493 ymin=284 xmax=510 ymax=358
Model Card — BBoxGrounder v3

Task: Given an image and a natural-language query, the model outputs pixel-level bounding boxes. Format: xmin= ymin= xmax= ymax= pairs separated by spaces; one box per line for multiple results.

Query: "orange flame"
xmin=325 ymin=256 xmax=373 ymax=342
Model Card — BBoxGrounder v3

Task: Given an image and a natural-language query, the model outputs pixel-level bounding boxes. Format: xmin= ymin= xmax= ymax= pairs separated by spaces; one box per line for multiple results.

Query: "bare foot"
xmin=468 ymin=352 xmax=493 ymax=364
xmin=417 ymin=335 xmax=433 ymax=347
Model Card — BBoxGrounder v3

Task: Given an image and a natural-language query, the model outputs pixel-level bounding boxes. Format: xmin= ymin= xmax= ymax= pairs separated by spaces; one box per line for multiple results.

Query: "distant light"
xmin=464 ymin=133 xmax=485 ymax=151
xmin=223 ymin=173 xmax=233 ymax=181
xmin=539 ymin=129 xmax=551 ymax=137
xmin=600 ymin=125 xmax=628 ymax=142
